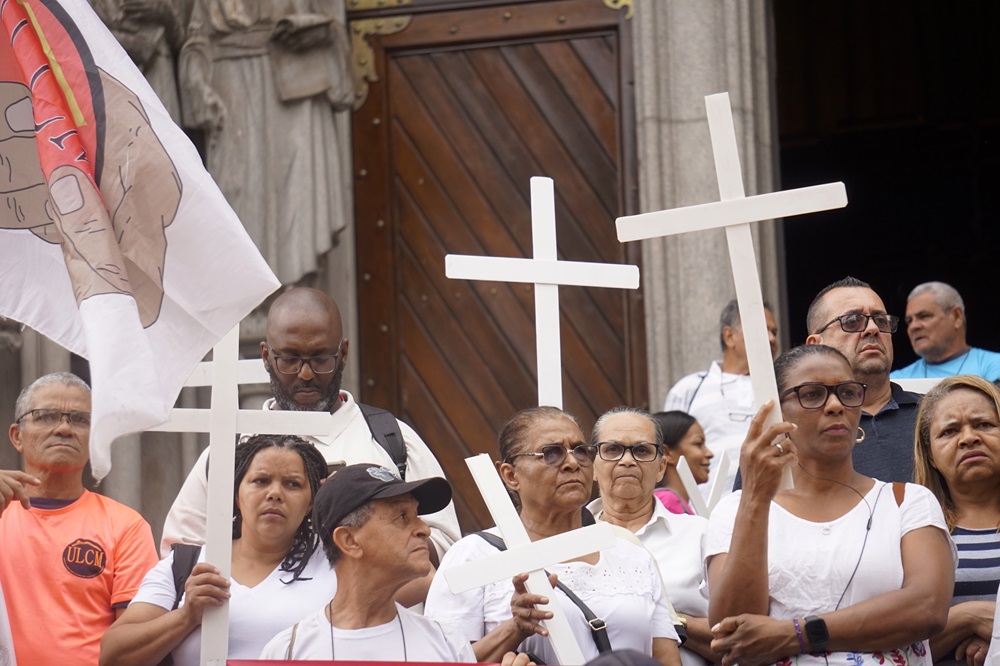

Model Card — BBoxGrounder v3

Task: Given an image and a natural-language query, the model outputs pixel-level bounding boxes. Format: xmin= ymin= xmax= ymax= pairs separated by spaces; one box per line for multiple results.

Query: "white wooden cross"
xmin=676 ymin=450 xmax=731 ymax=516
xmin=617 ymin=92 xmax=849 ymax=501
xmin=443 ymin=454 xmax=617 ymax=665
xmin=148 ymin=326 xmax=334 ymax=666
xmin=445 ymin=177 xmax=639 ymax=408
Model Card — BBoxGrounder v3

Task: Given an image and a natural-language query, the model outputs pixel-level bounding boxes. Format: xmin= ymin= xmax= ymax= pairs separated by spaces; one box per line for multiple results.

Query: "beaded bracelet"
xmin=792 ymin=617 xmax=808 ymax=653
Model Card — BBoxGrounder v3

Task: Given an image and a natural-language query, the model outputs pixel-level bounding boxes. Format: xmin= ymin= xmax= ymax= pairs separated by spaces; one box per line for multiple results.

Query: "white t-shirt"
xmin=663 ymin=361 xmax=755 ymax=498
xmin=159 ymin=390 xmax=461 ymax=558
xmin=705 ymin=482 xmax=956 ymax=666
xmin=260 ymin=603 xmax=476 ymax=661
xmin=131 ymin=545 xmax=337 ymax=665
xmin=425 ymin=530 xmax=677 ymax=664
xmin=589 ymin=497 xmax=709 ymax=666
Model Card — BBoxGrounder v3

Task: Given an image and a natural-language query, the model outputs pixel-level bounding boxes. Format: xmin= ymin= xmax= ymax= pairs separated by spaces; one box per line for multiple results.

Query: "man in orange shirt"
xmin=0 ymin=372 xmax=157 ymax=665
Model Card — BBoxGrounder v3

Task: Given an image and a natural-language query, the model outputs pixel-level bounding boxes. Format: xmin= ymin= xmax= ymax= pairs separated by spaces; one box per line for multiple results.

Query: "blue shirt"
xmin=891 ymin=347 xmax=1000 ymax=382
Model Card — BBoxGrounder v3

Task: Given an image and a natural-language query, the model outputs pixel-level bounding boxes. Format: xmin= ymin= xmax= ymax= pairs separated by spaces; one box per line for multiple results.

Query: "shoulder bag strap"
xmin=892 ymin=481 xmax=906 ymax=507
xmin=473 ymin=532 xmax=613 ymax=653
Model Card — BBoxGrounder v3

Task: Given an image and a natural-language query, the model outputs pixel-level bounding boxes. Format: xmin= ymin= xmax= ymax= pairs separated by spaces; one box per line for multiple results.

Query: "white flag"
xmin=0 ymin=0 xmax=280 ymax=479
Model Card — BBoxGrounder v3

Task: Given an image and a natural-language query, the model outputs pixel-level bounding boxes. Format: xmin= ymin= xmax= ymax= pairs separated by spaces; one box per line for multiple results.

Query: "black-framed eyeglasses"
xmin=16 ymin=409 xmax=91 ymax=428
xmin=596 ymin=441 xmax=661 ymax=462
xmin=779 ymin=382 xmax=867 ymax=410
xmin=816 ymin=313 xmax=899 ymax=334
xmin=267 ymin=341 xmax=343 ymax=375
xmin=507 ymin=443 xmax=598 ymax=467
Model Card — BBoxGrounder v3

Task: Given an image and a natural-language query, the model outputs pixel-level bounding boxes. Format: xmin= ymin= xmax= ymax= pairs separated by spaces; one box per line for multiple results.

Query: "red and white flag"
xmin=0 ymin=0 xmax=280 ymax=479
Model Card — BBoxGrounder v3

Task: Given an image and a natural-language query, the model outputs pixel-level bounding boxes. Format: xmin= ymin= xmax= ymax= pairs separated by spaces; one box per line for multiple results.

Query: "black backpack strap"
xmin=155 ymin=544 xmax=201 ymax=666
xmin=358 ymin=403 xmax=407 ymax=480
xmin=473 ymin=532 xmax=612 ymax=654
xmin=170 ymin=544 xmax=201 ymax=611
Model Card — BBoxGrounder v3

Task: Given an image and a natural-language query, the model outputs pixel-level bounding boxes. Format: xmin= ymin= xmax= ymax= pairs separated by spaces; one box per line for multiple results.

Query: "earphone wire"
xmin=794 ymin=464 xmax=888 ymax=611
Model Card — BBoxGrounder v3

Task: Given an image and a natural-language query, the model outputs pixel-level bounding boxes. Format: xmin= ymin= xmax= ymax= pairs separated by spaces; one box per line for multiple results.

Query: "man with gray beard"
xmin=160 ymin=288 xmax=460 ymax=605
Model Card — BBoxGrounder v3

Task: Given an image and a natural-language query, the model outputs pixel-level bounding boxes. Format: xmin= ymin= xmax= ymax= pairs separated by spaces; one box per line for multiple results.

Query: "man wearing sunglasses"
xmin=0 ymin=372 xmax=158 ymax=665
xmin=804 ymin=276 xmax=921 ymax=483
xmin=160 ymin=288 xmax=460 ymax=605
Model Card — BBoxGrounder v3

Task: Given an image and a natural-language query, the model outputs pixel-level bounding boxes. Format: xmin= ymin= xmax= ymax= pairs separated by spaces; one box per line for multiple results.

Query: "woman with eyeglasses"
xmin=913 ymin=375 xmax=1000 ymax=666
xmin=705 ymin=344 xmax=955 ymax=666
xmin=425 ymin=406 xmax=681 ymax=666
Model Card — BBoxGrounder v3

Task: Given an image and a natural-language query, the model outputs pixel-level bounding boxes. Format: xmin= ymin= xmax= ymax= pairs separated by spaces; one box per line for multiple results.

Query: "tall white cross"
xmin=446 ymin=177 xmax=639 ymax=408
xmin=148 ymin=326 xmax=334 ymax=666
xmin=443 ymin=454 xmax=616 ymax=665
xmin=617 ymin=92 xmax=849 ymax=500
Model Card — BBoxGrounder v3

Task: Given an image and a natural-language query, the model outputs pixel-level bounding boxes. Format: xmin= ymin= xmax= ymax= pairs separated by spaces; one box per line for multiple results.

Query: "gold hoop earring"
xmin=856 ymin=426 xmax=866 ymax=444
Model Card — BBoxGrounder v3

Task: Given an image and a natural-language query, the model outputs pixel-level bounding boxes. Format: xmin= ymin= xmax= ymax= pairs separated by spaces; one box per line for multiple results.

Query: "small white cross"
xmin=148 ymin=326 xmax=334 ymax=666
xmin=617 ymin=92 xmax=849 ymax=497
xmin=446 ymin=177 xmax=639 ymax=408
xmin=443 ymin=454 xmax=616 ymax=665
xmin=676 ymin=450 xmax=731 ymax=516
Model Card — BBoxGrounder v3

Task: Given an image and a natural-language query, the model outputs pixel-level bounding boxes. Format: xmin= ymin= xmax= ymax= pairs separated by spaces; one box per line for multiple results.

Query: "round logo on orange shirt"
xmin=62 ymin=538 xmax=107 ymax=578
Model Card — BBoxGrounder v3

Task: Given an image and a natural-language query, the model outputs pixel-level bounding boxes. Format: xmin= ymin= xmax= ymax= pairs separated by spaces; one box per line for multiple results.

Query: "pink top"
xmin=654 ymin=488 xmax=697 ymax=516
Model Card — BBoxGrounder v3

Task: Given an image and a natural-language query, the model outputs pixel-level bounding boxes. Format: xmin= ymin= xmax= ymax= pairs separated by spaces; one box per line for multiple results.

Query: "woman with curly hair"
xmin=101 ymin=434 xmax=337 ymax=665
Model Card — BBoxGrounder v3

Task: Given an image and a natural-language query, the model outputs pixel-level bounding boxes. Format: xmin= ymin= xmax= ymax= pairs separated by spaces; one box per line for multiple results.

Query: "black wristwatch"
xmin=804 ymin=615 xmax=829 ymax=654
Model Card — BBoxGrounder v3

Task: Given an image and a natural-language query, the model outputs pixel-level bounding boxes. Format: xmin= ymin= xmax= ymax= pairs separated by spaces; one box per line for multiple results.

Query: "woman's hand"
xmin=739 ymin=401 xmax=797 ymax=503
xmin=509 ymin=572 xmax=557 ymax=639
xmin=471 ymin=572 xmax=558 ymax=663
xmin=956 ymin=636 xmax=990 ymax=666
xmin=179 ymin=562 xmax=230 ymax=628
xmin=710 ymin=614 xmax=798 ymax=666
xmin=501 ymin=652 xmax=537 ymax=666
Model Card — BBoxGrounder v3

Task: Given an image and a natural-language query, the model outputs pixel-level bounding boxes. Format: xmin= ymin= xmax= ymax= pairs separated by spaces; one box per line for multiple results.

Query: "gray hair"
xmin=909 ymin=281 xmax=965 ymax=321
xmin=14 ymin=372 xmax=90 ymax=422
xmin=591 ymin=406 xmax=663 ymax=447
xmin=321 ymin=500 xmax=375 ymax=566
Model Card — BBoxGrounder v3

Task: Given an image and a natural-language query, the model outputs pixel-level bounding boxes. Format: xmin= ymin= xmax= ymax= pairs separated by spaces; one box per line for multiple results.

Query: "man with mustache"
xmin=804 ymin=276 xmax=921 ymax=482
xmin=161 ymin=288 xmax=461 ymax=604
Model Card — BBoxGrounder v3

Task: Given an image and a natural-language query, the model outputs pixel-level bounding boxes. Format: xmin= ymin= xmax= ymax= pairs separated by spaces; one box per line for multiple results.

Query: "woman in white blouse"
xmin=706 ymin=344 xmax=955 ymax=666
xmin=425 ymin=406 xmax=680 ymax=666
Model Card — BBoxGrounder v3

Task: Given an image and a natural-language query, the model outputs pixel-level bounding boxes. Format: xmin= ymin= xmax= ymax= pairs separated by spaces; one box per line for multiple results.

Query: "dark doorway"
xmin=775 ymin=1 xmax=1000 ymax=365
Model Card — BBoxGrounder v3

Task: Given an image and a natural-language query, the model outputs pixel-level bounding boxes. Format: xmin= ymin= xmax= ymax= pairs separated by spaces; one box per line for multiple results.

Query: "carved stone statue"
xmin=179 ymin=0 xmax=353 ymax=285
xmin=89 ymin=0 xmax=187 ymax=121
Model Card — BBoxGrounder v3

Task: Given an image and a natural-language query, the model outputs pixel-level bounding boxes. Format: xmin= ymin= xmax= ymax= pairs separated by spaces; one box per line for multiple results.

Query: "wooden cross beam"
xmin=446 ymin=177 xmax=639 ymax=408
xmin=617 ymin=92 xmax=849 ymax=492
xmin=443 ymin=454 xmax=616 ymax=665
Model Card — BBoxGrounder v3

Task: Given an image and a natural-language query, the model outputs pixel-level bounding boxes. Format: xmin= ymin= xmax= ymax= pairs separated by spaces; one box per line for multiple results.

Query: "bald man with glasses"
xmin=160 ymin=288 xmax=461 ymax=605
xmin=804 ymin=276 xmax=921 ymax=483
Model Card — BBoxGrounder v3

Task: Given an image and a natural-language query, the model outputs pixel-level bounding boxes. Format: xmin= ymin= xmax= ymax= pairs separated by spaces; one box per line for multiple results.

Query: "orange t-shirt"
xmin=0 ymin=490 xmax=157 ymax=665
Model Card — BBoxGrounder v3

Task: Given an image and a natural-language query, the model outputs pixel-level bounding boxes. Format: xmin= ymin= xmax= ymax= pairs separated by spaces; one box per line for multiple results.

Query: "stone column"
xmin=632 ymin=0 xmax=783 ymax=407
